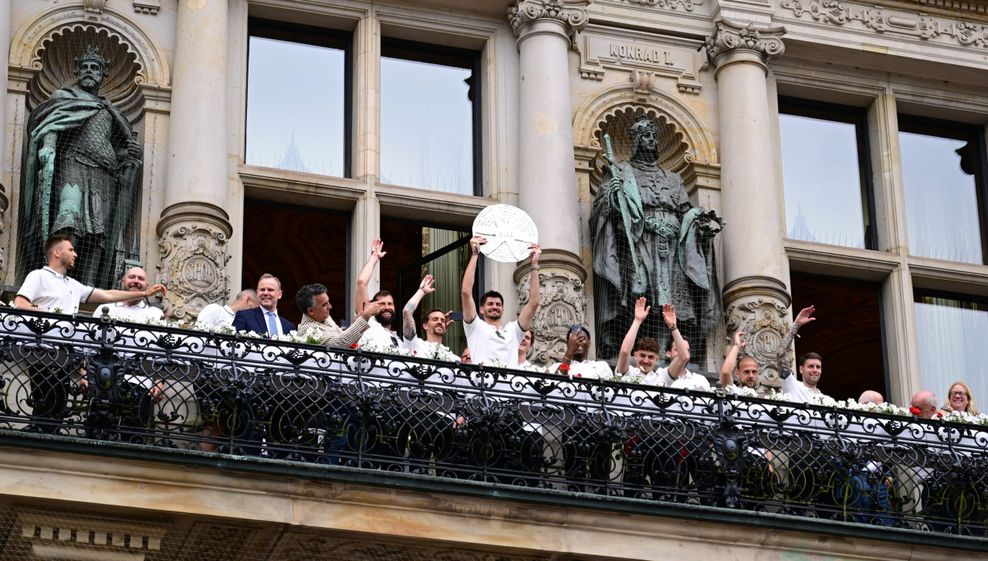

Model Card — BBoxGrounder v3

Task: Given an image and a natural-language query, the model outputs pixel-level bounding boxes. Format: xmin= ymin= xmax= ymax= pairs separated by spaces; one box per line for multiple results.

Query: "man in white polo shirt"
xmin=195 ymin=289 xmax=258 ymax=330
xmin=460 ymin=235 xmax=541 ymax=368
xmin=775 ymin=305 xmax=830 ymax=403
xmin=14 ymin=235 xmax=167 ymax=433
xmin=15 ymin=236 xmax=166 ymax=314
xmin=94 ymin=266 xmax=164 ymax=323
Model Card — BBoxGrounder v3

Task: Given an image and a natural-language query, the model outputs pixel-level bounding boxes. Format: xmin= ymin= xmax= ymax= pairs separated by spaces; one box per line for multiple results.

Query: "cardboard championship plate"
xmin=472 ymin=204 xmax=539 ymax=263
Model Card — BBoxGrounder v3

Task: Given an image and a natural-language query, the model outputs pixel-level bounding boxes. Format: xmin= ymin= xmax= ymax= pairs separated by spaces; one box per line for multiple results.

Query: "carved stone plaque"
xmin=472 ymin=204 xmax=539 ymax=263
xmin=578 ymin=32 xmax=703 ymax=93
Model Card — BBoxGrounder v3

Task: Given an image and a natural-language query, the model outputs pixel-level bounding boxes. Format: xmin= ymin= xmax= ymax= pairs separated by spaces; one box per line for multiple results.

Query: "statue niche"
xmin=590 ymin=114 xmax=722 ymax=365
xmin=18 ymin=35 xmax=143 ymax=288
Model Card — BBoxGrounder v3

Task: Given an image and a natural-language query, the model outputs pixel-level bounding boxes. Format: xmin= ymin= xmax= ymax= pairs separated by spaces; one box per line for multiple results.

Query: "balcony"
xmin=0 ymin=308 xmax=985 ymax=558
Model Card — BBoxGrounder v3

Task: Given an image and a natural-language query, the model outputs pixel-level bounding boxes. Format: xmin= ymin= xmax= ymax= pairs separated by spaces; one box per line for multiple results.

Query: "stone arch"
xmin=9 ymin=4 xmax=170 ymax=120
xmin=573 ymin=84 xmax=718 ymax=194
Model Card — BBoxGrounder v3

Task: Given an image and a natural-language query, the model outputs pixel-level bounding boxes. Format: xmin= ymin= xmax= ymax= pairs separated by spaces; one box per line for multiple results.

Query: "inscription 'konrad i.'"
xmin=609 ymin=42 xmax=675 ymax=65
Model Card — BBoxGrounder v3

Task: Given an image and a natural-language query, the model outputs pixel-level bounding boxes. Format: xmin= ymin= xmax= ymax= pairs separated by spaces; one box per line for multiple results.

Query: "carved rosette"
xmin=515 ymin=252 xmax=588 ymax=364
xmin=724 ymin=294 xmax=790 ymax=389
xmin=508 ymin=0 xmax=590 ymax=41
xmin=156 ymin=203 xmax=232 ymax=321
xmin=704 ymin=19 xmax=786 ymax=69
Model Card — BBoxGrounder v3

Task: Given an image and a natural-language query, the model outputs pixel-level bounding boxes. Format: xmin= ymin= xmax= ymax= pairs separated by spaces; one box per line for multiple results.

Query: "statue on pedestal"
xmin=20 ymin=45 xmax=142 ymax=287
xmin=590 ymin=116 xmax=723 ymax=362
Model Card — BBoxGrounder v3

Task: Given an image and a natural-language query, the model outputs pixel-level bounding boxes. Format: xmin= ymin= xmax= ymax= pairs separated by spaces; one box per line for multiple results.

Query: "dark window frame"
xmin=898 ymin=115 xmax=988 ymax=265
xmin=246 ymin=18 xmax=353 ymax=178
xmin=779 ymin=97 xmax=878 ymax=250
xmin=381 ymin=38 xmax=483 ymax=197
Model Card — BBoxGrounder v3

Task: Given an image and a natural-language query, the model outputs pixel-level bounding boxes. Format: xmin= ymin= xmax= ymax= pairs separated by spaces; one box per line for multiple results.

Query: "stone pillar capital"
xmin=157 ymin=203 xmax=232 ymax=322
xmin=508 ymin=0 xmax=589 ymax=43
xmin=515 ymin=249 xmax=588 ymax=364
xmin=704 ymin=19 xmax=786 ymax=73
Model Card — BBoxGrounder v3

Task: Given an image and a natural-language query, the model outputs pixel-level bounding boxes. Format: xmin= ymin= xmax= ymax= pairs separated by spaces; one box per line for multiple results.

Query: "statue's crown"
xmin=628 ymin=115 xmax=657 ymax=138
xmin=75 ymin=45 xmax=108 ymax=69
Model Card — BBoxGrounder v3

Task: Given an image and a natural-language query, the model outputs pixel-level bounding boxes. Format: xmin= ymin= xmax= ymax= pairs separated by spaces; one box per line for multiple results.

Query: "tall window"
xmin=914 ymin=292 xmax=988 ymax=410
xmin=900 ymin=118 xmax=986 ymax=264
xmin=246 ymin=20 xmax=349 ymax=177
xmin=779 ymin=100 xmax=874 ymax=249
xmin=381 ymin=40 xmax=480 ymax=195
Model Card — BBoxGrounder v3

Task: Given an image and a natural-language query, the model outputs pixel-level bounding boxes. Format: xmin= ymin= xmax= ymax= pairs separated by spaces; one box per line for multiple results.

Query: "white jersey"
xmin=94 ymin=300 xmax=163 ymax=323
xmin=463 ymin=319 xmax=523 ymax=368
xmin=17 ymin=267 xmax=94 ymax=314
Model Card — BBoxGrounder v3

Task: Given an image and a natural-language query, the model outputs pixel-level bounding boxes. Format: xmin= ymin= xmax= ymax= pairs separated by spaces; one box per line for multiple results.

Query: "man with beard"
xmin=20 ymin=47 xmax=143 ymax=286
xmin=460 ymin=235 xmax=541 ymax=367
xmin=401 ymin=274 xmax=456 ymax=361
xmin=15 ymin=235 xmax=166 ymax=433
xmin=231 ymin=274 xmax=295 ymax=337
xmin=719 ymin=330 xmax=760 ymax=392
xmin=776 ymin=305 xmax=830 ymax=402
xmin=353 ymin=239 xmax=402 ymax=351
xmin=94 ymin=266 xmax=164 ymax=323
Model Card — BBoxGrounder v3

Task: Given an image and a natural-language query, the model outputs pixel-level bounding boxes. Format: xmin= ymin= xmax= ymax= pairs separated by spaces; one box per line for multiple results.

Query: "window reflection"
xmin=381 ymin=49 xmax=476 ymax=195
xmin=779 ymin=110 xmax=869 ymax=249
xmin=900 ymin=126 xmax=983 ymax=264
xmin=915 ymin=294 xmax=988 ymax=411
xmin=246 ymin=34 xmax=346 ymax=177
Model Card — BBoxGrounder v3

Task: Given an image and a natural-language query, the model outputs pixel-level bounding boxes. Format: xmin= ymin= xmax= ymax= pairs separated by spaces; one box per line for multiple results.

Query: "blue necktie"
xmin=266 ymin=311 xmax=279 ymax=337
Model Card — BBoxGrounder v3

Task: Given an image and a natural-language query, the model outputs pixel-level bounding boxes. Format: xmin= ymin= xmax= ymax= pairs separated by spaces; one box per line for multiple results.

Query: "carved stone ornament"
xmin=158 ymin=223 xmax=230 ymax=321
xmin=704 ymin=19 xmax=786 ymax=66
xmin=508 ymin=0 xmax=590 ymax=40
xmin=133 ymin=0 xmax=161 ymax=15
xmin=621 ymin=0 xmax=703 ymax=10
xmin=15 ymin=511 xmax=166 ymax=558
xmin=725 ymin=296 xmax=790 ymax=388
xmin=780 ymin=0 xmax=988 ymax=49
xmin=517 ymin=267 xmax=587 ymax=364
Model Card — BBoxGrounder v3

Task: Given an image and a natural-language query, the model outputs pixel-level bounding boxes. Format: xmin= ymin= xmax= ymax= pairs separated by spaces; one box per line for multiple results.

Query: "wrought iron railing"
xmin=0 ymin=309 xmax=985 ymax=537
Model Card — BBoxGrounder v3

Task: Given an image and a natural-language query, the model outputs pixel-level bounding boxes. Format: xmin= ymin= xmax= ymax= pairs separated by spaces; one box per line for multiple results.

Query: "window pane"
xmin=246 ymin=36 xmax=345 ymax=176
xmin=780 ymin=113 xmax=867 ymax=248
xmin=901 ymin=130 xmax=983 ymax=264
xmin=381 ymin=56 xmax=474 ymax=194
xmin=915 ymin=295 xmax=988 ymax=411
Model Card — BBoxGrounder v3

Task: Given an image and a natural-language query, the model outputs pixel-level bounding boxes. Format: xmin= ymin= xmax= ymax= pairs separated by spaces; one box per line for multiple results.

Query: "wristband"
xmin=670 ymin=325 xmax=678 ymax=332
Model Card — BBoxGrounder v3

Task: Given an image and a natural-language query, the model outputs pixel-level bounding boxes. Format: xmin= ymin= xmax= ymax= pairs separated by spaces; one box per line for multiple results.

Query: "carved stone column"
xmin=509 ymin=1 xmax=590 ymax=361
xmin=705 ymin=19 xmax=790 ymax=387
xmin=158 ymin=0 xmax=231 ymax=320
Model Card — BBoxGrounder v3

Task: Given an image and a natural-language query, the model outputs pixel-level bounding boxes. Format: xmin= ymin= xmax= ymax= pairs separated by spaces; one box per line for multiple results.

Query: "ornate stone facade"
xmin=515 ymin=251 xmax=587 ymax=364
xmin=156 ymin=203 xmax=232 ymax=322
xmin=724 ymin=283 xmax=792 ymax=389
xmin=508 ymin=0 xmax=589 ymax=41
xmin=704 ymin=19 xmax=786 ymax=66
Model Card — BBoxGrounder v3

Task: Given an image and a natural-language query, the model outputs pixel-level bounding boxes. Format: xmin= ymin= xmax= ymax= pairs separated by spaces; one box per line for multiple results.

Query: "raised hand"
xmin=370 ymin=239 xmax=386 ymax=260
xmin=419 ymin=274 xmax=436 ymax=294
xmin=634 ymin=296 xmax=650 ymax=322
xmin=661 ymin=303 xmax=677 ymax=329
xmin=469 ymin=235 xmax=487 ymax=255
xmin=528 ymin=243 xmax=542 ymax=266
xmin=733 ymin=330 xmax=747 ymax=348
xmin=794 ymin=305 xmax=817 ymax=328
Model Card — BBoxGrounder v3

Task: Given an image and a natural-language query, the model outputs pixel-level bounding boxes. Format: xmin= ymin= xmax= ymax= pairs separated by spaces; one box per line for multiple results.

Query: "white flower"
xmin=421 ymin=342 xmax=458 ymax=362
xmin=358 ymin=341 xmax=411 ymax=356
xmin=767 ymin=389 xmax=796 ymax=402
xmin=732 ymin=386 xmax=759 ymax=398
xmin=275 ymin=330 xmax=324 ymax=345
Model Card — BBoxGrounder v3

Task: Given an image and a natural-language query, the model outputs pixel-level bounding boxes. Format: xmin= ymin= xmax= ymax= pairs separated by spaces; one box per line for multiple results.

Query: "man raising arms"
xmin=776 ymin=305 xmax=830 ymax=402
xmin=401 ymin=274 xmax=456 ymax=360
xmin=460 ymin=236 xmax=541 ymax=368
xmin=719 ymin=330 xmax=760 ymax=392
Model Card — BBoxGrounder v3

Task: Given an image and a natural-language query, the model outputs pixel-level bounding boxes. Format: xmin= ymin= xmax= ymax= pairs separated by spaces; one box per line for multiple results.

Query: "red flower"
xmin=576 ymin=373 xmax=582 ymax=378
xmin=909 ymin=406 xmax=921 ymax=416
xmin=350 ymin=343 xmax=359 ymax=349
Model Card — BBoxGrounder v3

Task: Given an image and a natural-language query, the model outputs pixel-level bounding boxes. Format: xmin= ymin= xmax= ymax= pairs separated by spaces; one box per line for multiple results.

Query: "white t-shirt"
xmin=550 ymin=359 xmax=613 ymax=379
xmin=404 ymin=336 xmax=457 ymax=362
xmin=17 ymin=267 xmax=94 ymax=314
xmin=196 ymin=303 xmax=234 ymax=329
xmin=358 ymin=317 xmax=402 ymax=350
xmin=94 ymin=300 xmax=163 ymax=323
xmin=463 ymin=319 xmax=524 ymax=368
xmin=643 ymin=367 xmax=712 ymax=391
xmin=782 ymin=374 xmax=830 ymax=403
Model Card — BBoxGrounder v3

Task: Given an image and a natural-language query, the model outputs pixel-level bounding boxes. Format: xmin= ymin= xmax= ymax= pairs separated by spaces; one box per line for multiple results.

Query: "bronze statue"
xmin=590 ymin=116 xmax=723 ymax=361
xmin=20 ymin=45 xmax=142 ymax=286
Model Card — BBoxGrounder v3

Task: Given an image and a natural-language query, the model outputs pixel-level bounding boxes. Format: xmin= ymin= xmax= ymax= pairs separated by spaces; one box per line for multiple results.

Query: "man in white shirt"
xmin=401 ymin=275 xmax=456 ymax=361
xmin=94 ymin=267 xmax=164 ymax=323
xmin=14 ymin=235 xmax=167 ymax=433
xmin=718 ymin=330 xmax=760 ymax=393
xmin=195 ymin=289 xmax=257 ymax=330
xmin=517 ymin=330 xmax=536 ymax=370
xmin=353 ymin=240 xmax=403 ymax=351
xmin=615 ymin=298 xmax=706 ymax=390
xmin=775 ymin=305 xmax=830 ymax=402
xmin=551 ymin=325 xmax=613 ymax=379
xmin=460 ymin=235 xmax=541 ymax=367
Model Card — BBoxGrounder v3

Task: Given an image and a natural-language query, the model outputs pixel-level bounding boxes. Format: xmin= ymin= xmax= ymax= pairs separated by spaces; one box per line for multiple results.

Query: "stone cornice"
xmin=779 ymin=0 xmax=988 ymax=49
xmin=507 ymin=0 xmax=590 ymax=39
xmin=704 ymin=19 xmax=786 ymax=68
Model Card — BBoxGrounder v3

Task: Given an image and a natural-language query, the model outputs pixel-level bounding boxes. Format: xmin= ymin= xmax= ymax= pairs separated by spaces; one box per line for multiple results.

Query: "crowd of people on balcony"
xmin=11 ymin=233 xmax=982 ymax=421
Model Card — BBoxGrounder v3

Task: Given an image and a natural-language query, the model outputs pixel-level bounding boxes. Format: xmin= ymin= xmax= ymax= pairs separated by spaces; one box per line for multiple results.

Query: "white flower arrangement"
xmin=274 ymin=330 xmax=325 ymax=346
xmin=731 ymin=386 xmax=759 ymax=398
xmin=601 ymin=372 xmax=647 ymax=385
xmin=766 ymin=389 xmax=796 ymax=402
xmin=940 ymin=409 xmax=988 ymax=425
xmin=414 ymin=342 xmax=459 ymax=363
xmin=357 ymin=341 xmax=411 ymax=357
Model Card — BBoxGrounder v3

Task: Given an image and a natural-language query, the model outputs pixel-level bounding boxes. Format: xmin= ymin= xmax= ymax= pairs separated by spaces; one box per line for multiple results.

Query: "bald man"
xmin=94 ymin=266 xmax=164 ymax=323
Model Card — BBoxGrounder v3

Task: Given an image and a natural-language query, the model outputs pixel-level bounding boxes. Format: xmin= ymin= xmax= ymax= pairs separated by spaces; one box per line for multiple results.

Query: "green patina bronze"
xmin=20 ymin=45 xmax=142 ymax=287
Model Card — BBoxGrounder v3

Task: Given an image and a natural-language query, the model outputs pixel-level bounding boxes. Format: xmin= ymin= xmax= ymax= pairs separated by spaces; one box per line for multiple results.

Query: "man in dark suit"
xmin=232 ymin=273 xmax=295 ymax=336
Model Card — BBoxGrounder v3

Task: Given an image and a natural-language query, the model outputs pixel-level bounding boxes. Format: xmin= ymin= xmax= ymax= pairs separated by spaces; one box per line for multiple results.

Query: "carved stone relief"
xmin=158 ymin=223 xmax=231 ymax=322
xmin=704 ymin=19 xmax=786 ymax=65
xmin=576 ymin=32 xmax=703 ymax=93
xmin=508 ymin=0 xmax=590 ymax=43
xmin=779 ymin=0 xmax=988 ymax=49
xmin=725 ymin=296 xmax=790 ymax=388
xmin=133 ymin=1 xmax=161 ymax=15
xmin=517 ymin=266 xmax=587 ymax=364
xmin=15 ymin=511 xmax=166 ymax=560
